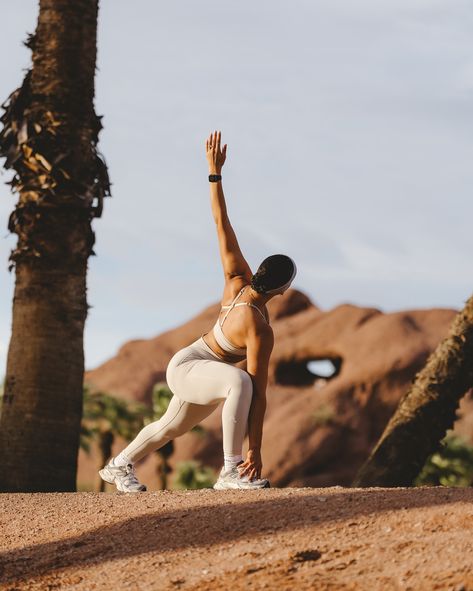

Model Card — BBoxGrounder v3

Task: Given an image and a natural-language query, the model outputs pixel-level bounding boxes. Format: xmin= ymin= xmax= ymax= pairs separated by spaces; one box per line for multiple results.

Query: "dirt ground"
xmin=1 ymin=487 xmax=472 ymax=591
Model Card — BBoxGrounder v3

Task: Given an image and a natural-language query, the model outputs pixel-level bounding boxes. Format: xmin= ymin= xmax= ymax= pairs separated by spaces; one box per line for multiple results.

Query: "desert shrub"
xmin=81 ymin=384 xmax=147 ymax=453
xmin=415 ymin=434 xmax=473 ymax=487
xmin=173 ymin=460 xmax=217 ymax=490
xmin=312 ymin=403 xmax=336 ymax=427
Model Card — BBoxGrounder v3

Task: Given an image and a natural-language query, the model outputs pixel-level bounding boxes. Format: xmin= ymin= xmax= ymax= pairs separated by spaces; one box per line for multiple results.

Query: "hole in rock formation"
xmin=307 ymin=360 xmax=339 ymax=379
xmin=275 ymin=357 xmax=342 ymax=387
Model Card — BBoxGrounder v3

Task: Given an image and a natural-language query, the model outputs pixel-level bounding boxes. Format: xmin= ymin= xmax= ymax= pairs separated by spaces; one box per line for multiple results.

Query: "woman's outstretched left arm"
xmin=238 ymin=324 xmax=274 ymax=481
xmin=206 ymin=130 xmax=252 ymax=282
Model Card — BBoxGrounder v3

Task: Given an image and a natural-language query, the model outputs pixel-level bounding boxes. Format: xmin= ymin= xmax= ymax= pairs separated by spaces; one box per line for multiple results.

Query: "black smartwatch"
xmin=208 ymin=174 xmax=222 ymax=182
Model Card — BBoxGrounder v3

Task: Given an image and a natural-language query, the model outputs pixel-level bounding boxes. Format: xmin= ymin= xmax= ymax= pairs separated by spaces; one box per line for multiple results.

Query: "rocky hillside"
xmin=83 ymin=289 xmax=471 ymax=489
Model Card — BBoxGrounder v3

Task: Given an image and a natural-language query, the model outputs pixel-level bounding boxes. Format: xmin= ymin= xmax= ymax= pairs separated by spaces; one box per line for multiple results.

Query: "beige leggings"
xmin=122 ymin=336 xmax=253 ymax=464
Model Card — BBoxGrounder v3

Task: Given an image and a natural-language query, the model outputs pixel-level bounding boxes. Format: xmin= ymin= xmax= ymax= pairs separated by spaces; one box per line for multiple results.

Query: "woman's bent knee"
xmin=228 ymin=370 xmax=253 ymax=398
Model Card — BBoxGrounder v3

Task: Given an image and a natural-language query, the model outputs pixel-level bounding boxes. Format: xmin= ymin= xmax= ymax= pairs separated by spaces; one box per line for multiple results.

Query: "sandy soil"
xmin=1 ymin=487 xmax=472 ymax=591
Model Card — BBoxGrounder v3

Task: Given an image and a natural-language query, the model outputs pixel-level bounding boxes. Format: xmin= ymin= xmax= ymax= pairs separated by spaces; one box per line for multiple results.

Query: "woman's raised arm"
xmin=206 ymin=131 xmax=252 ymax=282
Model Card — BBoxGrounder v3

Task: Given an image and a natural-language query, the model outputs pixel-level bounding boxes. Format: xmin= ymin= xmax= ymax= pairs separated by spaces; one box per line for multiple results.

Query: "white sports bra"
xmin=211 ymin=286 xmax=268 ymax=356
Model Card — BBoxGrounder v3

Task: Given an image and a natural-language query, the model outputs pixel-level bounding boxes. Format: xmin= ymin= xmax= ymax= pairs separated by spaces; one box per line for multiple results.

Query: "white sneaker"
xmin=99 ymin=460 xmax=147 ymax=493
xmin=213 ymin=464 xmax=270 ymax=490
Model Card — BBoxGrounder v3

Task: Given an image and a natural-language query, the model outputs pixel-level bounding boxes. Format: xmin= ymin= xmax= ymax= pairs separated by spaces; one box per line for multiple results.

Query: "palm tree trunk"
xmin=0 ymin=0 xmax=109 ymax=492
xmin=353 ymin=295 xmax=473 ymax=487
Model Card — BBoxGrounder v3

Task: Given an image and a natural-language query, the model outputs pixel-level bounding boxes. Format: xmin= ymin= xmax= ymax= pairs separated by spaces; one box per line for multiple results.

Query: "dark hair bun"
xmin=250 ymin=274 xmax=268 ymax=294
xmin=250 ymin=254 xmax=296 ymax=294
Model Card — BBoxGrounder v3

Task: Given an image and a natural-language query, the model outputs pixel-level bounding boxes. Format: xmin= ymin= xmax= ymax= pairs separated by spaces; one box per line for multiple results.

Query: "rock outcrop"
xmin=83 ymin=288 xmax=469 ymax=489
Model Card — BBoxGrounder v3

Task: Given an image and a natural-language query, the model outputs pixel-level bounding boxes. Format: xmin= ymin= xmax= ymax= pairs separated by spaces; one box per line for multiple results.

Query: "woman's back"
xmin=213 ymin=285 xmax=268 ymax=354
xmin=202 ymin=283 xmax=269 ymax=362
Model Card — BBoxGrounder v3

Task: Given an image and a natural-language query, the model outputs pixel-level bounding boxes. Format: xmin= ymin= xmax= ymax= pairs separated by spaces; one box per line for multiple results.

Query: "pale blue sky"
xmin=1 ymin=0 xmax=472 ymax=372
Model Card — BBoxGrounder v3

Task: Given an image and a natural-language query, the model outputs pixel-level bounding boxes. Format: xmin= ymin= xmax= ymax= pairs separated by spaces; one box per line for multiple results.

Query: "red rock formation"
xmin=85 ymin=288 xmax=313 ymax=403
xmin=82 ymin=288 xmax=467 ymax=490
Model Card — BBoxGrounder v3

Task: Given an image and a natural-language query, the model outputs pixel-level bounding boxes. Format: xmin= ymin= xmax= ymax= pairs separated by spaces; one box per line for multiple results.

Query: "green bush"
xmin=312 ymin=403 xmax=335 ymax=427
xmin=81 ymin=384 xmax=147 ymax=453
xmin=415 ymin=434 xmax=473 ymax=487
xmin=173 ymin=460 xmax=217 ymax=490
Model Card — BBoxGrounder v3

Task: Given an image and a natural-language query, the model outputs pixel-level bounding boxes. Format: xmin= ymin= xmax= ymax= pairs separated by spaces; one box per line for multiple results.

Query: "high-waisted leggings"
xmin=122 ymin=336 xmax=253 ymax=464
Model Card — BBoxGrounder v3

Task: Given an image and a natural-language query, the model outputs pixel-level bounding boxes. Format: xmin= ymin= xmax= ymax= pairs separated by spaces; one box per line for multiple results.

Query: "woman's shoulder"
xmin=220 ymin=276 xmax=250 ymax=305
xmin=220 ymin=277 xmax=270 ymax=322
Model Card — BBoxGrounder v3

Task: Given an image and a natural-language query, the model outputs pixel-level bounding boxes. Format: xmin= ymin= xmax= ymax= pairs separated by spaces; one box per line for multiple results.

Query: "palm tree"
xmin=353 ymin=295 xmax=473 ymax=487
xmin=0 ymin=1 xmax=109 ymax=491
xmin=81 ymin=385 xmax=146 ymax=492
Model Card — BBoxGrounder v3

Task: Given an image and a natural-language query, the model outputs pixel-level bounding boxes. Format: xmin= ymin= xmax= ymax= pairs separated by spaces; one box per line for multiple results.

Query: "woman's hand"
xmin=237 ymin=448 xmax=263 ymax=481
xmin=206 ymin=130 xmax=227 ymax=174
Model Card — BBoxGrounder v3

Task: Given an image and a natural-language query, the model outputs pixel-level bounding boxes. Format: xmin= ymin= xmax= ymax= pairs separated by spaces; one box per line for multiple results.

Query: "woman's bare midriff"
xmin=201 ymin=331 xmax=246 ymax=364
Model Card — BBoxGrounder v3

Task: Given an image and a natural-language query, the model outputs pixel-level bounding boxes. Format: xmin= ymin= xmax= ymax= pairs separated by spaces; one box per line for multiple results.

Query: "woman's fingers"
xmin=238 ymin=463 xmax=260 ymax=481
xmin=206 ymin=131 xmax=224 ymax=152
xmin=238 ymin=465 xmax=250 ymax=476
xmin=206 ymin=131 xmax=226 ymax=169
xmin=237 ymin=463 xmax=251 ymax=476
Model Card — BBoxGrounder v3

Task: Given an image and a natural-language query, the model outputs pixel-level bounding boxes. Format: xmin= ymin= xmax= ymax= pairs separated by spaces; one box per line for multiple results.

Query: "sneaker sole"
xmin=98 ymin=467 xmax=115 ymax=485
xmin=98 ymin=467 xmax=147 ymax=493
xmin=213 ymin=480 xmax=270 ymax=490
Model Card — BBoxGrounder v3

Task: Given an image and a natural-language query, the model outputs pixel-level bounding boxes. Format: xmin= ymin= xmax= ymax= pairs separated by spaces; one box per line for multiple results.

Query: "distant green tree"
xmin=81 ymin=384 xmax=146 ymax=491
xmin=148 ymin=382 xmax=206 ymax=490
xmin=415 ymin=434 xmax=473 ymax=487
xmin=173 ymin=460 xmax=216 ymax=490
xmin=147 ymin=383 xmax=174 ymax=490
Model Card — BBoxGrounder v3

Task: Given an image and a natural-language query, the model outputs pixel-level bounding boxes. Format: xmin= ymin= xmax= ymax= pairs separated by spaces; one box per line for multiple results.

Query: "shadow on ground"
xmin=1 ymin=487 xmax=470 ymax=586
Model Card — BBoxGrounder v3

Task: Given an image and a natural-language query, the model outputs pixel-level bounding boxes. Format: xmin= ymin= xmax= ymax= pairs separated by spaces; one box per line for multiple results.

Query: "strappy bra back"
xmin=212 ymin=286 xmax=267 ymax=355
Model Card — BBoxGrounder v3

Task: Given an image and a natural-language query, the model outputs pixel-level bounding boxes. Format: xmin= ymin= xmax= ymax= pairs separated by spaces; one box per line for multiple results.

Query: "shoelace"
xmin=123 ymin=464 xmax=142 ymax=487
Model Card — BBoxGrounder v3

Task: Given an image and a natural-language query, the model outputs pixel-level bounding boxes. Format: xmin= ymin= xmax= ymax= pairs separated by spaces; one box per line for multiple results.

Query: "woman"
xmin=99 ymin=131 xmax=297 ymax=492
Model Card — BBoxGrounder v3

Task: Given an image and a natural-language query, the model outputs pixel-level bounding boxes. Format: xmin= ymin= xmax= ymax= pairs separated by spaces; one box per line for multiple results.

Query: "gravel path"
xmin=1 ymin=487 xmax=472 ymax=590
